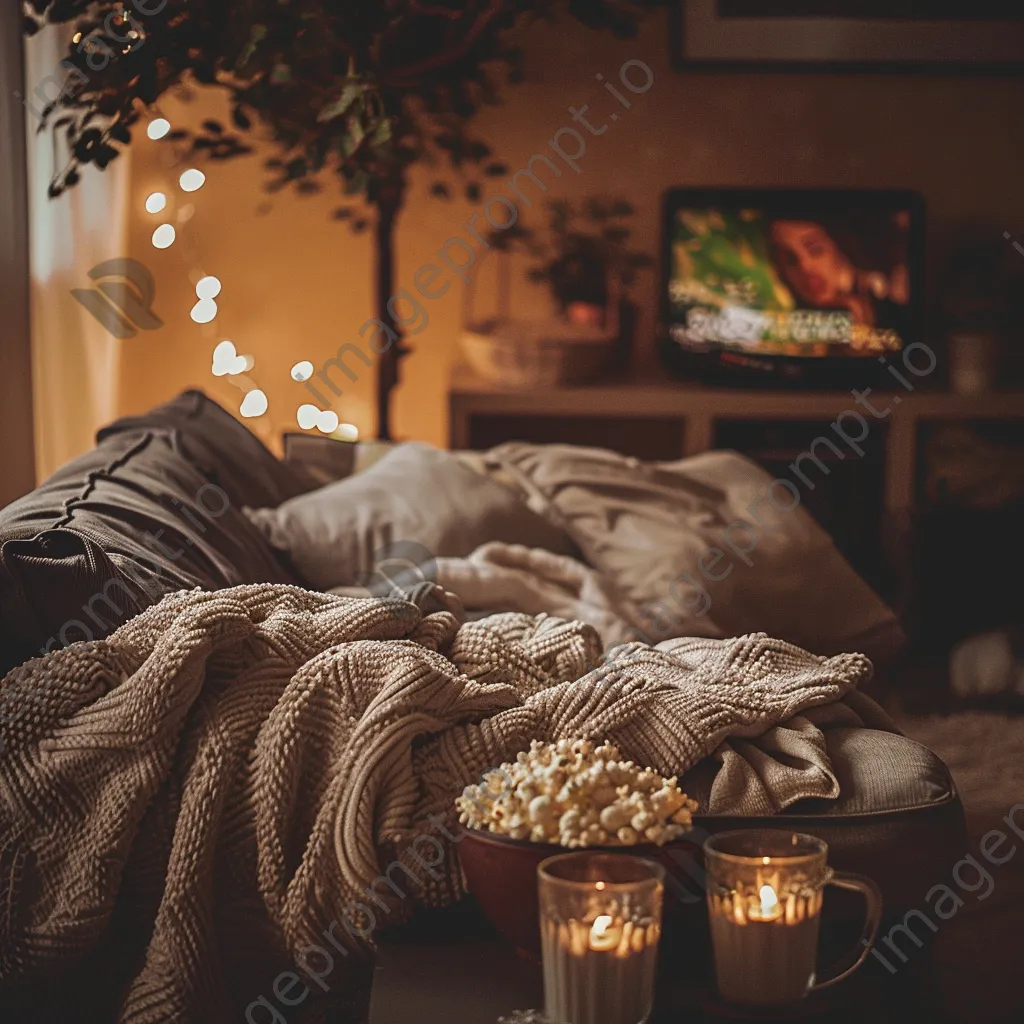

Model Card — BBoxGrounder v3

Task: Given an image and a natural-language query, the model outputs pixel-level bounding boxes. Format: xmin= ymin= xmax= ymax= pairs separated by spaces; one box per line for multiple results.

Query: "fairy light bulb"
xmin=316 ymin=410 xmax=340 ymax=434
xmin=190 ymin=298 xmax=218 ymax=323
xmin=145 ymin=191 xmax=166 ymax=214
xmin=212 ymin=340 xmax=245 ymax=376
xmin=296 ymin=404 xmax=320 ymax=430
xmin=147 ymin=118 xmax=170 ymax=140
xmin=179 ymin=168 xmax=206 ymax=192
xmin=195 ymin=275 xmax=222 ymax=300
xmin=151 ymin=223 xmax=175 ymax=249
xmin=240 ymin=390 xmax=269 ymax=418
xmin=290 ymin=361 xmax=314 ymax=382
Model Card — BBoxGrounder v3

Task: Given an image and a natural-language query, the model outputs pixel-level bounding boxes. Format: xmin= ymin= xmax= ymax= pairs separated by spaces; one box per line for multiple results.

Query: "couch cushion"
xmin=245 ymin=443 xmax=579 ymax=591
xmin=99 ymin=390 xmax=319 ymax=507
xmin=0 ymin=395 xmax=306 ymax=676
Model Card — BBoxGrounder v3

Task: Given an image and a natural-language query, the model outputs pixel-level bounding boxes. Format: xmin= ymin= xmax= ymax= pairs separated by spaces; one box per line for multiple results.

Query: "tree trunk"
xmin=374 ymin=181 xmax=407 ymax=441
xmin=497 ymin=249 xmax=510 ymax=321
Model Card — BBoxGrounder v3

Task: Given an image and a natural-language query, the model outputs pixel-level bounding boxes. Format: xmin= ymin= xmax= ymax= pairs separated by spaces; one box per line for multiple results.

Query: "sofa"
xmin=0 ymin=391 xmax=966 ymax=1020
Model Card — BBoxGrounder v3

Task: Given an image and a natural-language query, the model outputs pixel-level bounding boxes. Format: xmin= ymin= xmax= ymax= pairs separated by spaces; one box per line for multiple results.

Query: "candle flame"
xmin=759 ymin=884 xmax=779 ymax=916
xmin=588 ymin=912 xmax=625 ymax=951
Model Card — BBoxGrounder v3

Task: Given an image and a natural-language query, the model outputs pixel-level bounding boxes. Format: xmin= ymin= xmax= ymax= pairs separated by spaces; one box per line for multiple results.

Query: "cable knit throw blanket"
xmin=0 ymin=583 xmax=874 ymax=1022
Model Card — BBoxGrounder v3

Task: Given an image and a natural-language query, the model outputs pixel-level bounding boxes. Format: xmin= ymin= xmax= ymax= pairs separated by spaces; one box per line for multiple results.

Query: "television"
xmin=659 ymin=188 xmax=925 ymax=387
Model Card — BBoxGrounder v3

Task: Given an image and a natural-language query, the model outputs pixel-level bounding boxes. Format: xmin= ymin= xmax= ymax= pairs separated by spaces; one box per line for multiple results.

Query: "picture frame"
xmin=672 ymin=1 xmax=1024 ymax=72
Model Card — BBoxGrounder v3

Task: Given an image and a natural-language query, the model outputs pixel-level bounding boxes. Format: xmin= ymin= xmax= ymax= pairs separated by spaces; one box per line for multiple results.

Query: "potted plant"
xmin=25 ymin=0 xmax=661 ymax=438
xmin=461 ymin=195 xmax=651 ymax=384
xmin=528 ymin=197 xmax=651 ymax=325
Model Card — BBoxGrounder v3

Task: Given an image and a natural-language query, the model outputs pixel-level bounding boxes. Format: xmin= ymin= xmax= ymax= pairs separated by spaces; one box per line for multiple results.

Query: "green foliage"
xmin=25 ymin=0 xmax=663 ymax=210
xmin=490 ymin=196 xmax=652 ymax=308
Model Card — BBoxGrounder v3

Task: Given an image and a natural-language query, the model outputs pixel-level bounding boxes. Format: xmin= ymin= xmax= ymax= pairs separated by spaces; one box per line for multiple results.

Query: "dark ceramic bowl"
xmin=457 ymin=826 xmax=709 ymax=957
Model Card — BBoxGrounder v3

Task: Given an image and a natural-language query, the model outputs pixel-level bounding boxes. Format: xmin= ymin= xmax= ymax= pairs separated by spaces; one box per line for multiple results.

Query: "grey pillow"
xmin=486 ymin=442 xmax=906 ymax=665
xmin=0 ymin=390 xmax=308 ymax=677
xmin=244 ymin=443 xmax=577 ymax=591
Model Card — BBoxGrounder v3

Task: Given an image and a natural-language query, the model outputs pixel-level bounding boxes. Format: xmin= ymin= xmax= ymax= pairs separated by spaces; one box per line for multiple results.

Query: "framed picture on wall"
xmin=673 ymin=1 xmax=1024 ymax=71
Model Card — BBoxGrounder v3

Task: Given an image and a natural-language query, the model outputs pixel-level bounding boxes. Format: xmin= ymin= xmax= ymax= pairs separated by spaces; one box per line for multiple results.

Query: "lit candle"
xmin=705 ymin=830 xmax=863 ymax=1008
xmin=539 ymin=854 xmax=663 ymax=1024
xmin=755 ymin=883 xmax=780 ymax=920
xmin=588 ymin=913 xmax=622 ymax=951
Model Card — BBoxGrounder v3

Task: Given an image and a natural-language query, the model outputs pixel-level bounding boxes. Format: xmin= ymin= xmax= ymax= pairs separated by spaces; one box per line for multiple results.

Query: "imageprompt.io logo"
xmin=72 ymin=258 xmax=163 ymax=339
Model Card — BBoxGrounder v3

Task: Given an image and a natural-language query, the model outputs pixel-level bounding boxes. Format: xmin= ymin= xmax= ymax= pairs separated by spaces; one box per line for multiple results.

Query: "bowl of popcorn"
xmin=455 ymin=739 xmax=702 ymax=955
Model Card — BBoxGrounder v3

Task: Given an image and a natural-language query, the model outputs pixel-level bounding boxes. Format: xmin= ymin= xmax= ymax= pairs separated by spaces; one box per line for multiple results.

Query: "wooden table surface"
xmin=368 ymin=902 xmax=916 ymax=1024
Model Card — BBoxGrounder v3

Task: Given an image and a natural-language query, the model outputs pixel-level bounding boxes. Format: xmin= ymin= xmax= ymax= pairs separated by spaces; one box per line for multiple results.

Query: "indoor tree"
xmin=24 ymin=0 xmax=660 ymax=439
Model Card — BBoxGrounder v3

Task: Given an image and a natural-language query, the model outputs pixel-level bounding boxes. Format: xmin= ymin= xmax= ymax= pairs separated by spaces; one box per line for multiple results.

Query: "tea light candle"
xmin=542 ymin=910 xmax=660 ymax=1024
xmin=539 ymin=854 xmax=664 ymax=1024
xmin=588 ymin=913 xmax=621 ymax=950
xmin=708 ymin=880 xmax=823 ymax=1006
xmin=705 ymin=833 xmax=830 ymax=1007
xmin=706 ymin=830 xmax=885 ymax=1008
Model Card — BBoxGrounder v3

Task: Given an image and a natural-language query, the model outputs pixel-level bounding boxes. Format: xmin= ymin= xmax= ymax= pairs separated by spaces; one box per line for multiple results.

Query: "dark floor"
xmin=895 ymin=711 xmax=1024 ymax=1023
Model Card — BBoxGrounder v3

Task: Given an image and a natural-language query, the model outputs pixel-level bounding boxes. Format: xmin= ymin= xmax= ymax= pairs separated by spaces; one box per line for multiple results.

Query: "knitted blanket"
xmin=435 ymin=541 xmax=646 ymax=648
xmin=0 ymin=584 xmax=873 ymax=1023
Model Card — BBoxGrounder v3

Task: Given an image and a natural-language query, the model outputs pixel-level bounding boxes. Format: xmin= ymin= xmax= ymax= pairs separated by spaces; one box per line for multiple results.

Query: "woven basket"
xmin=460 ymin=271 xmax=619 ymax=389
xmin=461 ymin=319 xmax=619 ymax=389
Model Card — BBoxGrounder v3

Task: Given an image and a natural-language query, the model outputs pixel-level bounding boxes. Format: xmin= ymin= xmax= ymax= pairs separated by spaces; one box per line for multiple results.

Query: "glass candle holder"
xmin=704 ymin=830 xmax=882 ymax=1007
xmin=538 ymin=853 xmax=664 ymax=1024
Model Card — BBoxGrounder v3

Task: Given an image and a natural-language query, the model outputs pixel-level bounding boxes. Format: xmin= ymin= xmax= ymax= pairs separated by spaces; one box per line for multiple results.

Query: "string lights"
xmin=178 ymin=168 xmax=206 ymax=192
xmin=151 ymin=223 xmax=175 ymax=249
xmin=290 ymin=360 xmax=314 ymax=382
xmin=239 ymin=389 xmax=269 ymax=418
xmin=211 ymin=340 xmax=250 ymax=376
xmin=190 ymin=275 xmax=221 ymax=323
xmin=296 ymin=403 xmax=320 ymax=430
xmin=296 ymin=403 xmax=347 ymax=435
xmin=142 ymin=111 xmax=358 ymax=439
xmin=196 ymin=275 xmax=221 ymax=299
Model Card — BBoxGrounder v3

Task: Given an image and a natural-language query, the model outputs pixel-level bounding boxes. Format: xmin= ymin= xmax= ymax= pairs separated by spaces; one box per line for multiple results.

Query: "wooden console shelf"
xmin=449 ymin=365 xmax=1024 ymax=515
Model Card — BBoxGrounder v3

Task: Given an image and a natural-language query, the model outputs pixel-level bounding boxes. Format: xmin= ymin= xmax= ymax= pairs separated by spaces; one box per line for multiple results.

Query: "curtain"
xmin=0 ymin=3 xmax=35 ymax=504
xmin=25 ymin=27 xmax=130 ymax=481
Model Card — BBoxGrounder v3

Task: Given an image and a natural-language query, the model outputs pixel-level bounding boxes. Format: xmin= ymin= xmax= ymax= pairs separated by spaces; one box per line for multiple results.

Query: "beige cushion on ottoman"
xmin=682 ymin=726 xmax=966 ymax=916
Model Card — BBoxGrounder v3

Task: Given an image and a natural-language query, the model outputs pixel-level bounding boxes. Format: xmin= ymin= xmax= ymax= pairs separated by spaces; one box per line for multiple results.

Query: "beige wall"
xmin=118 ymin=10 xmax=1024 ymax=451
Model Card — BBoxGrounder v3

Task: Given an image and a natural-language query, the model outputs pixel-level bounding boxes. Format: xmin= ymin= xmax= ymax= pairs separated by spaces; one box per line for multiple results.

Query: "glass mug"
xmin=704 ymin=830 xmax=882 ymax=1006
xmin=538 ymin=853 xmax=665 ymax=1024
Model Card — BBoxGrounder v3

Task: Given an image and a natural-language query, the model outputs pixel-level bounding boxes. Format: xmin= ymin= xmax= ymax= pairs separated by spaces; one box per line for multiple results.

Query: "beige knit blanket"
xmin=0 ymin=583 xmax=873 ymax=1022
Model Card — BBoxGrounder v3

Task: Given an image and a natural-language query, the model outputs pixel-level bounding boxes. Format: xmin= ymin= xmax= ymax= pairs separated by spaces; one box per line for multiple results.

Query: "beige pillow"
xmin=487 ymin=442 xmax=905 ymax=665
xmin=245 ymin=443 xmax=578 ymax=591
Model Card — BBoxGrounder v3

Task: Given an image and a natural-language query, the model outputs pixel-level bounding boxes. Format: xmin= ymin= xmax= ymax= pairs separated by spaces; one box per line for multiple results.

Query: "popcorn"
xmin=456 ymin=739 xmax=698 ymax=848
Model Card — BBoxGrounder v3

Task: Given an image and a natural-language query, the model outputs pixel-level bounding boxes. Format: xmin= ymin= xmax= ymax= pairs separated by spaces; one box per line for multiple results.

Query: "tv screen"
xmin=660 ymin=189 xmax=924 ymax=384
